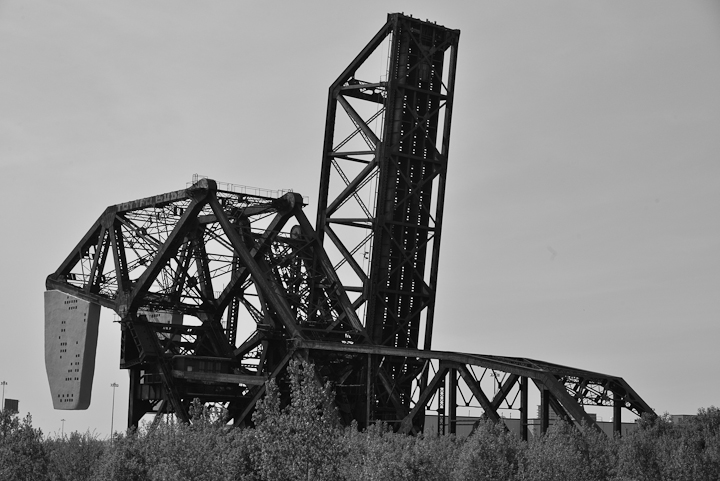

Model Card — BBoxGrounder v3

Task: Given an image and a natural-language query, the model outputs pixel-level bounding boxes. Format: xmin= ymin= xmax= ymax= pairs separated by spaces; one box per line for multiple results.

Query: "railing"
xmin=189 ymin=174 xmax=309 ymax=204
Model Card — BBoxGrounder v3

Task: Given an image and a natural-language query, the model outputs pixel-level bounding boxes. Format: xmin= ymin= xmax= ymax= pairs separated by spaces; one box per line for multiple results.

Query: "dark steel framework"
xmin=316 ymin=13 xmax=459 ymax=425
xmin=47 ymin=179 xmax=368 ymax=426
xmin=46 ymin=13 xmax=653 ymax=437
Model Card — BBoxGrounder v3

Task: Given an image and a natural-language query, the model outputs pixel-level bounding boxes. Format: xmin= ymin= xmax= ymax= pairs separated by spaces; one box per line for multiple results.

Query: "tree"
xmin=342 ymin=423 xmax=459 ymax=481
xmin=452 ymin=419 xmax=523 ymax=481
xmin=252 ymin=358 xmax=344 ymax=480
xmin=518 ymin=420 xmax=617 ymax=481
xmin=0 ymin=410 xmax=49 ymax=481
xmin=45 ymin=431 xmax=105 ymax=481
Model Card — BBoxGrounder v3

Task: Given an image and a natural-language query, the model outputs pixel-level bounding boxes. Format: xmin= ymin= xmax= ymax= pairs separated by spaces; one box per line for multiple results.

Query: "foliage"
xmin=518 ymin=419 xmax=617 ymax=481
xmin=342 ymin=423 xmax=459 ymax=480
xmin=252 ymin=358 xmax=344 ymax=480
xmin=92 ymin=429 xmax=149 ymax=481
xmin=4 ymin=375 xmax=720 ymax=480
xmin=141 ymin=402 xmax=259 ymax=481
xmin=452 ymin=419 xmax=524 ymax=481
xmin=0 ymin=410 xmax=49 ymax=481
xmin=616 ymin=408 xmax=720 ymax=481
xmin=45 ymin=431 xmax=105 ymax=481
xmin=92 ymin=402 xmax=259 ymax=481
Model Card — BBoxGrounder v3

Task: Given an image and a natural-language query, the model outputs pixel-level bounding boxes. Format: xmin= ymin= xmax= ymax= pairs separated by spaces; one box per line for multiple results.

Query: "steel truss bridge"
xmin=45 ymin=13 xmax=652 ymax=438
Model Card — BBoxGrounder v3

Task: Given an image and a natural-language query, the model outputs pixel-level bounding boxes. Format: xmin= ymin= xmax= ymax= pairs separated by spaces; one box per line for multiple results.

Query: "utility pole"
xmin=1 ymin=381 xmax=6 ymax=410
xmin=110 ymin=382 xmax=119 ymax=442
xmin=61 ymin=418 xmax=65 ymax=438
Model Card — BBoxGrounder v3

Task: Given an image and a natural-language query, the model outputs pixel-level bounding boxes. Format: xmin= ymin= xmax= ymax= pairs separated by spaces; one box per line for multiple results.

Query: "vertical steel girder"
xmin=316 ymin=12 xmax=460 ymax=426
xmin=541 ymin=388 xmax=551 ymax=434
xmin=520 ymin=377 xmax=529 ymax=441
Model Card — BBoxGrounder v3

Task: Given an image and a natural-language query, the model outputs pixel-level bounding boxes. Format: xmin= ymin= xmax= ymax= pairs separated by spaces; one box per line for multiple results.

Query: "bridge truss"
xmin=45 ymin=13 xmax=653 ymax=438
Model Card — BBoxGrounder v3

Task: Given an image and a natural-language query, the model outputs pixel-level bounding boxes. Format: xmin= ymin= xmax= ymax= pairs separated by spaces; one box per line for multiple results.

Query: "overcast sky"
xmin=1 ymin=0 xmax=719 ymax=437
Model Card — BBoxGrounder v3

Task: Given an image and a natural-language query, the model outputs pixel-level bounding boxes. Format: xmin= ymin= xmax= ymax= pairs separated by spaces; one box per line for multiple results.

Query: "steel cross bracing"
xmin=45 ymin=175 xmax=654 ymax=434
xmin=45 ymin=13 xmax=654 ymax=437
xmin=295 ymin=340 xmax=653 ymax=436
xmin=316 ymin=12 xmax=461 ymax=426
xmin=46 ymin=177 xmax=653 ymax=435
xmin=46 ymin=179 xmax=369 ymax=426
xmin=312 ymin=13 xmax=652 ymax=434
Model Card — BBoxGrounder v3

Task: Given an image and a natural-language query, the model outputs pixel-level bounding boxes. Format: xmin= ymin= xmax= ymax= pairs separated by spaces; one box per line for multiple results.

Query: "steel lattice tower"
xmin=316 ymin=13 xmax=459 ymax=424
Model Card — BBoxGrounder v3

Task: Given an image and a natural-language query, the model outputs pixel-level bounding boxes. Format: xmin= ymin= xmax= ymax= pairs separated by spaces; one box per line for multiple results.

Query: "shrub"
xmin=616 ymin=413 xmax=675 ymax=481
xmin=616 ymin=408 xmax=720 ymax=481
xmin=518 ymin=420 xmax=616 ymax=481
xmin=252 ymin=359 xmax=344 ymax=480
xmin=45 ymin=431 xmax=105 ymax=481
xmin=9 ymin=371 xmax=720 ymax=480
xmin=143 ymin=403 xmax=259 ymax=481
xmin=0 ymin=411 xmax=49 ymax=481
xmin=92 ymin=429 xmax=150 ymax=481
xmin=343 ymin=424 xmax=459 ymax=481
xmin=452 ymin=419 xmax=524 ymax=481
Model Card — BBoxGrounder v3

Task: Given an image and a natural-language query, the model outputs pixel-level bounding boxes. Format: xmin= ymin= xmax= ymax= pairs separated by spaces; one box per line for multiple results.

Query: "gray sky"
xmin=1 ymin=0 xmax=719 ymax=437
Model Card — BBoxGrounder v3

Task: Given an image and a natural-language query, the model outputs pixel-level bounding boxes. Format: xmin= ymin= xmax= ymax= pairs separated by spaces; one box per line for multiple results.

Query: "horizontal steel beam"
xmin=171 ymin=370 xmax=266 ymax=385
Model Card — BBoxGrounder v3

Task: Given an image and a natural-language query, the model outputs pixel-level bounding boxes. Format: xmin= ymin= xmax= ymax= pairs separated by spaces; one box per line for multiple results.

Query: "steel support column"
xmin=614 ymin=391 xmax=622 ymax=435
xmin=541 ymin=387 xmax=550 ymax=434
xmin=520 ymin=376 xmax=528 ymax=441
xmin=448 ymin=367 xmax=457 ymax=435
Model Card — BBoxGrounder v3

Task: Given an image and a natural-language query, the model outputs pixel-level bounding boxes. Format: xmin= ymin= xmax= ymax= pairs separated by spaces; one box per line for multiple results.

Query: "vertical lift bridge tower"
xmin=45 ymin=13 xmax=653 ymax=437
